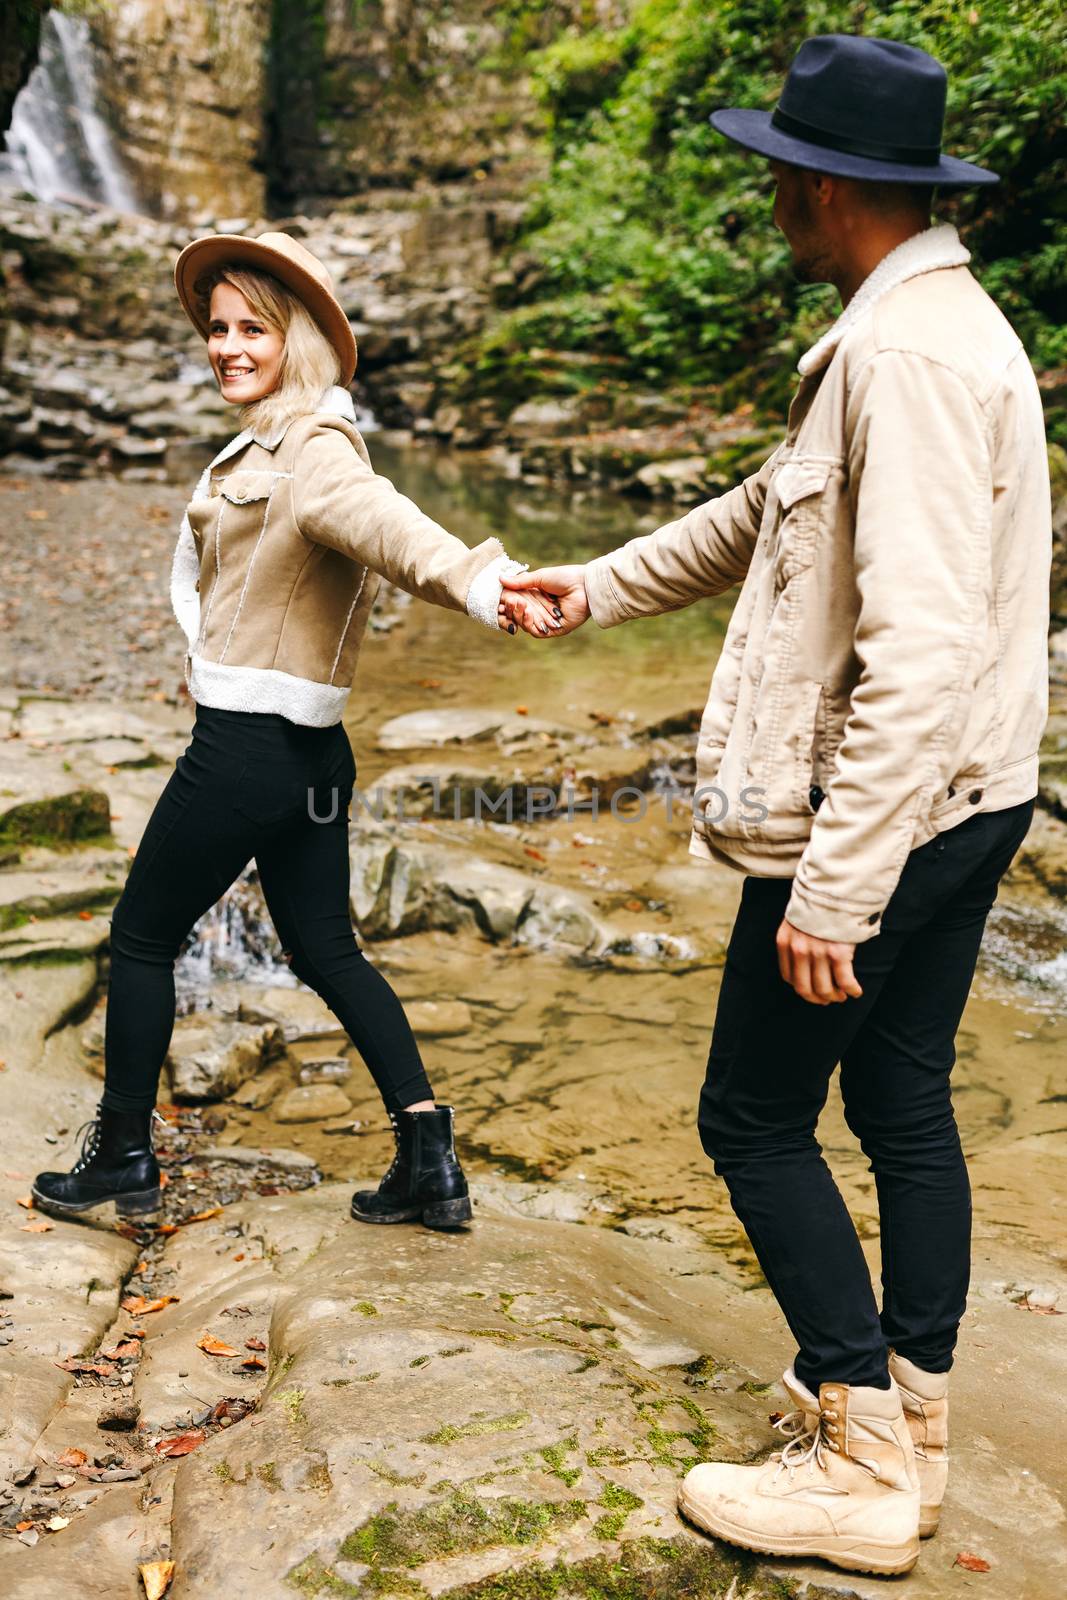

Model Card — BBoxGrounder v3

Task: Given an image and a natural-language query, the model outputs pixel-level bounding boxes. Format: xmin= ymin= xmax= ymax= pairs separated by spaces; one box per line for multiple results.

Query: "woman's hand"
xmin=496 ymin=586 xmax=565 ymax=636
xmin=500 ymin=565 xmax=590 ymax=638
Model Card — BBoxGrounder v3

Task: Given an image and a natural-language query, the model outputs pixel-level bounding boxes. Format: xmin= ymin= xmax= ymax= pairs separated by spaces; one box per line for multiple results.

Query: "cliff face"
xmin=89 ymin=0 xmax=271 ymax=222
xmin=0 ymin=0 xmax=43 ymax=137
xmin=82 ymin=0 xmax=626 ymax=223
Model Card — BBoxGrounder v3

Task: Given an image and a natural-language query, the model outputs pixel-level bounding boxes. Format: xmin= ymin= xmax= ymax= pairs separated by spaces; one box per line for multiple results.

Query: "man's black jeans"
xmin=102 ymin=703 xmax=433 ymax=1116
xmin=698 ymin=796 xmax=1036 ymax=1392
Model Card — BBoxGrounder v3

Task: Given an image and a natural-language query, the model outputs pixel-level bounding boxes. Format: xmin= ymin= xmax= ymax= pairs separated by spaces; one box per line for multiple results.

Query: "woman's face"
xmin=207 ymin=282 xmax=285 ymax=404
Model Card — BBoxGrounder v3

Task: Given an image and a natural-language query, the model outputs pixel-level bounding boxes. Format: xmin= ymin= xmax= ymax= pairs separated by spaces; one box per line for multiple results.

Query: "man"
xmin=501 ymin=34 xmax=1051 ymax=1578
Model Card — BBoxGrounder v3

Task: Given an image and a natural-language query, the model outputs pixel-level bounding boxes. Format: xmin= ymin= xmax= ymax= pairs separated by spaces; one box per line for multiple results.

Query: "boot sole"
xmin=31 ymin=1184 xmax=162 ymax=1222
xmin=678 ymin=1489 xmax=920 ymax=1576
xmin=349 ymin=1195 xmax=473 ymax=1230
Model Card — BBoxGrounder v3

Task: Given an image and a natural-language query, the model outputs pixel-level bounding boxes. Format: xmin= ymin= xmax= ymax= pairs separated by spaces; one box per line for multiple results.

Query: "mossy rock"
xmin=0 ymin=789 xmax=112 ymax=848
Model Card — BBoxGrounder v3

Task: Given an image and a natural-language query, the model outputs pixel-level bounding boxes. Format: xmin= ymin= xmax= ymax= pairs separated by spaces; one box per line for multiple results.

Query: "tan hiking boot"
xmin=889 ymin=1350 xmax=949 ymax=1537
xmin=678 ymin=1368 xmax=921 ymax=1576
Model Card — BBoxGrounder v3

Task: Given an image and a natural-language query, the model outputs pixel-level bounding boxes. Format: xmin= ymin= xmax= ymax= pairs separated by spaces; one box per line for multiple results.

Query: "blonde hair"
xmin=194 ymin=265 xmax=341 ymax=438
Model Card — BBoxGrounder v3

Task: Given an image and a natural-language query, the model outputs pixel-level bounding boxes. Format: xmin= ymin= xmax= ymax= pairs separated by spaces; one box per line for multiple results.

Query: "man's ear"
xmin=810 ymin=171 xmax=836 ymax=209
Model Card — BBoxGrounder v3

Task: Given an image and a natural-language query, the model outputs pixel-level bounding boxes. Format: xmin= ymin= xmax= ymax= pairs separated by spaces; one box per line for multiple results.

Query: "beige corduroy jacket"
xmin=584 ymin=225 xmax=1051 ymax=945
xmin=170 ymin=386 xmax=517 ymax=728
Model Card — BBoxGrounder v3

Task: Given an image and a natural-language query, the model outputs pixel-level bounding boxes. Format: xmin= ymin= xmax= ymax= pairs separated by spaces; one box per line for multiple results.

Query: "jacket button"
xmin=809 ymin=785 xmax=825 ymax=812
xmin=968 ymin=788 xmax=982 ymax=804
xmin=867 ymin=911 xmax=880 ymax=924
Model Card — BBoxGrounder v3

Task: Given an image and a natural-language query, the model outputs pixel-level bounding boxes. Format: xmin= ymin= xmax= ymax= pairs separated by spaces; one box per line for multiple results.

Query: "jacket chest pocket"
xmin=214 ymin=469 xmax=284 ymax=508
xmin=770 ymin=457 xmax=839 ymax=591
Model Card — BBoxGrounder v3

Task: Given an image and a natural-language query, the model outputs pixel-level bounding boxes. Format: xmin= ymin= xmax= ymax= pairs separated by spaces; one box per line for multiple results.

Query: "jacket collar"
xmin=206 ymin=384 xmax=358 ymax=472
xmin=797 ymin=223 xmax=971 ymax=378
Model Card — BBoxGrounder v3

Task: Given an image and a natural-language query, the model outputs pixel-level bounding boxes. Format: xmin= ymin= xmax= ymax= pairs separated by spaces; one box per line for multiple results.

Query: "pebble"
xmin=98 ymin=1398 xmax=141 ymax=1431
xmin=98 ymin=1466 xmax=140 ymax=1482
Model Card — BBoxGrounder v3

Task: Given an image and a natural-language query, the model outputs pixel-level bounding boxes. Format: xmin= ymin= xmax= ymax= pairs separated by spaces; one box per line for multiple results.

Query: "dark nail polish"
xmin=508 ymin=623 xmax=516 ymax=634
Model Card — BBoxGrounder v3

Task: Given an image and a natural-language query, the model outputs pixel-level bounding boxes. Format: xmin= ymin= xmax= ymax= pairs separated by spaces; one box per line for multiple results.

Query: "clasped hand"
xmin=496 ymin=564 xmax=590 ymax=636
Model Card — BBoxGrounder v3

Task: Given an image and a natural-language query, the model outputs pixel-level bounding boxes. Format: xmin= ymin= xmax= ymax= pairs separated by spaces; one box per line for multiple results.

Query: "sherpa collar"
xmin=205 ymin=383 xmax=358 ymax=474
xmin=797 ymin=223 xmax=971 ymax=377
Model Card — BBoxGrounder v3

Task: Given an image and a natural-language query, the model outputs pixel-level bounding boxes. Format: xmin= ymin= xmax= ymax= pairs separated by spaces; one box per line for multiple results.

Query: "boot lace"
xmin=68 ymin=1107 xmax=168 ymax=1174
xmin=770 ymin=1408 xmax=830 ymax=1482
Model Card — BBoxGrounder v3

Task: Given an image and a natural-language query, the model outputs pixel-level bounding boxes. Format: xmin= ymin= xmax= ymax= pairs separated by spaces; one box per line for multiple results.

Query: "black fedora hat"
xmin=711 ymin=34 xmax=998 ymax=188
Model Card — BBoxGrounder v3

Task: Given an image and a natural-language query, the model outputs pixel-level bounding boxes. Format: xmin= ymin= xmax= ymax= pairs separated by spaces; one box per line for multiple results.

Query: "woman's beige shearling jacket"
xmin=171 ymin=386 xmax=516 ymax=728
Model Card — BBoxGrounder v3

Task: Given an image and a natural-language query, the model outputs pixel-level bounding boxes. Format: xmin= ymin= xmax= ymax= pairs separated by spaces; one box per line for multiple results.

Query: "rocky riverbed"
xmin=1 ymin=451 xmax=1065 ymax=1597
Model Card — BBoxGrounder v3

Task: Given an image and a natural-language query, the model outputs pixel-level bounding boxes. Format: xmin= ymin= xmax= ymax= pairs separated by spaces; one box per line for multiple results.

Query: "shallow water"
xmin=176 ymin=438 xmax=1066 ymax=1278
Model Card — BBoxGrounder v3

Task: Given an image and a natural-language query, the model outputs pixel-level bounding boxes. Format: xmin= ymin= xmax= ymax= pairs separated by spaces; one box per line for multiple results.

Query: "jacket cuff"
xmin=465 ymin=553 xmax=529 ymax=630
xmin=784 ymin=882 xmax=884 ymax=945
xmin=584 ymin=555 xmax=629 ymax=628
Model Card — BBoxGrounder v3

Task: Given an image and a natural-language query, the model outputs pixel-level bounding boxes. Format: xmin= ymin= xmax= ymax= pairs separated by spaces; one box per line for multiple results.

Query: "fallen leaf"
xmin=624 ymin=899 xmax=643 ymax=912
xmin=417 ymin=677 xmax=442 ymax=689
xmin=515 ymin=704 xmax=528 ymax=715
xmin=233 ymin=1252 xmax=245 ymax=1261
xmin=184 ymin=1207 xmax=223 ymax=1224
xmin=15 ymin=1194 xmax=34 ymax=1209
xmin=54 ymin=1357 xmax=116 ymax=1376
xmin=100 ymin=1340 xmax=141 ymax=1361
xmin=154 ymin=1431 xmax=205 ymax=1458
xmin=245 ymin=1337 xmax=266 ymax=1351
xmin=77 ymin=910 xmax=93 ymax=921
xmin=196 ymin=1334 xmax=240 ymax=1358
xmin=140 ymin=1559 xmax=176 ymax=1599
xmin=56 ymin=1447 xmax=88 ymax=1467
xmin=240 ymin=1355 xmax=266 ymax=1370
xmin=524 ymin=846 xmax=545 ymax=862
xmin=15 ymin=1519 xmax=34 ymax=1531
xmin=159 ymin=1172 xmax=170 ymax=1189
xmin=134 ymin=1261 xmax=148 ymax=1275
xmin=154 ymin=1223 xmax=179 ymax=1236
xmin=121 ymin=1295 xmax=180 ymax=1314
xmin=21 ymin=1218 xmax=54 ymax=1233
xmin=954 ymin=1552 xmax=992 ymax=1572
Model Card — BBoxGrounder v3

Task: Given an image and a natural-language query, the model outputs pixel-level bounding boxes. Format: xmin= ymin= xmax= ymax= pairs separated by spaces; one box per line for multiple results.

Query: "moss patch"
xmin=354 ymin=1301 xmax=378 ymax=1316
xmin=434 ymin=1534 xmax=777 ymax=1598
xmin=277 ymin=1388 xmax=308 ymax=1426
xmin=422 ymin=1410 xmax=530 ymax=1446
xmin=539 ymin=1436 xmax=580 ymax=1488
xmin=339 ymin=1491 xmax=586 ymax=1569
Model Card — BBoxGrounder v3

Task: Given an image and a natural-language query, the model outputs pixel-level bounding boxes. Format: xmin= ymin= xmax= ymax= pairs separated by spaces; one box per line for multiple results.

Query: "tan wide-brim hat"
xmin=174 ymin=230 xmax=358 ymax=387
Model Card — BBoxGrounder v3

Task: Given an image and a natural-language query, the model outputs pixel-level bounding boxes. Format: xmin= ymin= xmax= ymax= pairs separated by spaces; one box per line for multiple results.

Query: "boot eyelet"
xmin=826 ymin=1409 xmax=838 ymax=1420
xmin=825 ymin=1389 xmax=839 ymax=1401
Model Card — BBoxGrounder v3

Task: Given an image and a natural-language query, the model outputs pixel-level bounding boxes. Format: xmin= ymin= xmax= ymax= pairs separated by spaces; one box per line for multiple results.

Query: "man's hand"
xmin=776 ymin=917 xmax=863 ymax=1005
xmin=500 ymin=565 xmax=590 ymax=637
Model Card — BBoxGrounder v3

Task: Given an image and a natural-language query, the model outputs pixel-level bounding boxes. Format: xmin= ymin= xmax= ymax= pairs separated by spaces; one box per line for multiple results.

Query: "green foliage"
xmin=474 ymin=0 xmax=1066 ymax=424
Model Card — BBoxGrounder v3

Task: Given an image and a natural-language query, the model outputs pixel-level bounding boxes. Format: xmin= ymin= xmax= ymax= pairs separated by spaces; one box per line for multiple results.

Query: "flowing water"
xmin=172 ymin=438 xmax=1067 ymax=1280
xmin=1 ymin=12 xmax=139 ymax=210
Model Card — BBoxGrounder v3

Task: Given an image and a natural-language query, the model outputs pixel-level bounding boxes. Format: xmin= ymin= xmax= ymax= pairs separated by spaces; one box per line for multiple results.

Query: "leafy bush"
xmin=471 ymin=0 xmax=1066 ymax=435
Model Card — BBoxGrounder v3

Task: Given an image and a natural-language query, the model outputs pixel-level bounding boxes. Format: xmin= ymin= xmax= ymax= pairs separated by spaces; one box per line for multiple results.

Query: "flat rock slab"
xmin=376 ymin=708 xmax=568 ymax=751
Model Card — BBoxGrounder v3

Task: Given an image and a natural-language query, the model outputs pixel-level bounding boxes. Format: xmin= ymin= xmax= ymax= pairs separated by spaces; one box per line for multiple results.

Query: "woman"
xmin=32 ymin=229 xmax=558 ymax=1231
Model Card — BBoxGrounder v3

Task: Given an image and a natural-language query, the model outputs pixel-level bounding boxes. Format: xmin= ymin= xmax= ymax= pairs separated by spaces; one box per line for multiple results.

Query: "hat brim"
xmin=710 ymin=108 xmax=999 ymax=188
xmin=174 ymin=235 xmax=358 ymax=387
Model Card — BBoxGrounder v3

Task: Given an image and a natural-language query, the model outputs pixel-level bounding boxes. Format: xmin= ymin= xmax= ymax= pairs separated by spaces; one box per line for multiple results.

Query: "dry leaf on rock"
xmin=196 ymin=1334 xmax=240 ymax=1358
xmin=56 ymin=1447 xmax=88 ymax=1467
xmin=101 ymin=1340 xmax=142 ymax=1361
xmin=239 ymin=1355 xmax=266 ymax=1371
xmin=954 ymin=1552 xmax=992 ymax=1572
xmin=185 ymin=1207 xmax=223 ymax=1224
xmin=154 ymin=1431 xmax=205 ymax=1458
xmin=245 ymin=1337 xmax=266 ymax=1351
xmin=122 ymin=1295 xmax=180 ymax=1314
xmin=20 ymin=1218 xmax=54 ymax=1232
xmin=140 ymin=1559 xmax=176 ymax=1599
xmin=15 ymin=1194 xmax=34 ymax=1208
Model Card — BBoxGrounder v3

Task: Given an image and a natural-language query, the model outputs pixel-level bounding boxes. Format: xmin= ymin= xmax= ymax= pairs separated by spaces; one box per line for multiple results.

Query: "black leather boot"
xmin=32 ymin=1104 xmax=163 ymax=1220
xmin=350 ymin=1105 xmax=472 ymax=1230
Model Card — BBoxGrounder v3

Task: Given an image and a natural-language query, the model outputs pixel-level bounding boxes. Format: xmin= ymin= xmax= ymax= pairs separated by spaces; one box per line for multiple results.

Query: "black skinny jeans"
xmin=102 ymin=703 xmax=433 ymax=1116
xmin=697 ymin=795 xmax=1036 ymax=1392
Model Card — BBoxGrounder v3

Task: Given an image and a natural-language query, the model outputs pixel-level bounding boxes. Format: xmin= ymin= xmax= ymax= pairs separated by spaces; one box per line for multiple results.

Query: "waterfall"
xmin=1 ymin=11 xmax=139 ymax=212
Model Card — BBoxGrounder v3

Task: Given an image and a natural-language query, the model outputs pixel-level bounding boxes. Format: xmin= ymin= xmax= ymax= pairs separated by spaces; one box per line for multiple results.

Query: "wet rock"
xmin=274 ymin=1084 xmax=353 ymax=1124
xmin=229 ymin=1062 xmax=293 ymax=1110
xmin=295 ymin=1056 xmax=351 ymax=1086
xmin=167 ymin=1015 xmax=285 ymax=1102
xmin=0 ymin=846 xmax=126 ymax=934
xmin=406 ymin=999 xmax=473 ymax=1037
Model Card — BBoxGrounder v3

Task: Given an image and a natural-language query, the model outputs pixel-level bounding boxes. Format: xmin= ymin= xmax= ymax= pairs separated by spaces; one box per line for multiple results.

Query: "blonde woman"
xmin=33 ymin=230 xmax=559 ymax=1231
